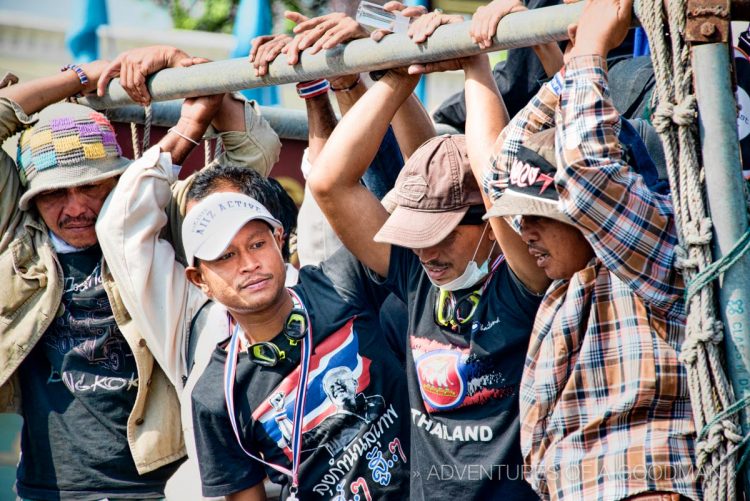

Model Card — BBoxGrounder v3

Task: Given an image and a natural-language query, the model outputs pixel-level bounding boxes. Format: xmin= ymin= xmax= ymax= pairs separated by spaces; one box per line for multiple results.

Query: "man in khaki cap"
xmin=308 ymin=62 xmax=551 ymax=497
xmin=0 ymin=45 xmax=280 ymax=500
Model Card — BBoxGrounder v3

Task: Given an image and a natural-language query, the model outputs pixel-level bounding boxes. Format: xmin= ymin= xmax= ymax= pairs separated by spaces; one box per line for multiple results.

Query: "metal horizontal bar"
xmin=82 ymin=2 xmax=585 ymax=110
xmin=105 ymin=100 xmax=458 ymax=140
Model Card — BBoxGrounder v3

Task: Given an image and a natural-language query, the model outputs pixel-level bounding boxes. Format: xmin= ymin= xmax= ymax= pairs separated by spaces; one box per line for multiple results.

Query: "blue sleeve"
xmin=361 ymin=126 xmax=404 ymax=200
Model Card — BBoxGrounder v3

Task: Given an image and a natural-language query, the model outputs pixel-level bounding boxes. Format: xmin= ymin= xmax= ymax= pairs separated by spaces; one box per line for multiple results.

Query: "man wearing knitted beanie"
xmin=0 ymin=45 xmax=280 ymax=501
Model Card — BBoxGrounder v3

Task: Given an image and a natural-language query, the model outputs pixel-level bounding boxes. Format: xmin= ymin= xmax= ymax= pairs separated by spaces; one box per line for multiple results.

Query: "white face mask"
xmin=426 ymin=224 xmax=496 ymax=292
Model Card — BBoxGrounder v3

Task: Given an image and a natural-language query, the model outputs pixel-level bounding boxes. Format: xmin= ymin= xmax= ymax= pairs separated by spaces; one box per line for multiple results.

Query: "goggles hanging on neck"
xmin=244 ymin=306 xmax=308 ymax=367
xmin=434 ymin=288 xmax=482 ymax=330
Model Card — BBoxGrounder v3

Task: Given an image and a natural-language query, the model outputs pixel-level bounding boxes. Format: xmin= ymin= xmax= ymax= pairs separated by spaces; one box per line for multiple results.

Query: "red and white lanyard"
xmin=223 ymin=289 xmax=312 ymax=500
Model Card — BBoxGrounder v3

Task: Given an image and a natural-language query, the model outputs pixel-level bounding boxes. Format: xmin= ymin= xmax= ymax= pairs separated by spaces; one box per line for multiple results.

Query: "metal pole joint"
xmin=687 ymin=0 xmax=731 ymax=42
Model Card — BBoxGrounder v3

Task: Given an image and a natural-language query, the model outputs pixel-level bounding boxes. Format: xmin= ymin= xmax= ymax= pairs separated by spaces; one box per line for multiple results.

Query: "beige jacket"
xmin=0 ymin=95 xmax=279 ymax=475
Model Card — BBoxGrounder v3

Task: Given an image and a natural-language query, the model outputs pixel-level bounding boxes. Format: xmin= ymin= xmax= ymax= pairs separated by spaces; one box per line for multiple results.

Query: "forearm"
xmin=556 ymin=56 xmax=681 ymax=306
xmin=557 ymin=56 xmax=621 ymax=186
xmin=331 ymin=76 xmax=367 ymax=116
xmin=159 ymin=94 xmax=222 ymax=166
xmin=391 ymin=92 xmax=435 ymax=161
xmin=465 ymin=55 xmax=550 ymax=293
xmin=312 ymin=72 xmax=419 ymax=192
xmin=211 ymin=93 xmax=246 ymax=133
xmin=308 ymin=72 xmax=417 ymax=278
xmin=159 ymin=118 xmax=208 ymax=166
xmin=464 ymin=55 xmax=508 ymax=188
xmin=0 ymin=69 xmax=89 ymax=116
xmin=532 ymin=42 xmax=564 ymax=78
xmin=306 ymin=93 xmax=339 ymax=162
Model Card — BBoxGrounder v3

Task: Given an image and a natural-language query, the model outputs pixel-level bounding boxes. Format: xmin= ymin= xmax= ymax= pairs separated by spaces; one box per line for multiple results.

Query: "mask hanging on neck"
xmin=427 ymin=224 xmax=496 ymax=292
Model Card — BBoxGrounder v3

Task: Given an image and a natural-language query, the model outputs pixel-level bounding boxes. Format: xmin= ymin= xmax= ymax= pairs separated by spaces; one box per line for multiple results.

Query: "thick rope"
xmin=214 ymin=136 xmax=223 ymax=161
xmin=634 ymin=0 xmax=742 ymax=497
xmin=129 ymin=104 xmax=153 ymax=159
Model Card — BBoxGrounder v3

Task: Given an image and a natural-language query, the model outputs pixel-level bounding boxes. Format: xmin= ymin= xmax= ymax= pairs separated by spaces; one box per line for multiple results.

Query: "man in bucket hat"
xmin=468 ymin=0 xmax=700 ymax=498
xmin=0 ymin=44 xmax=280 ymax=500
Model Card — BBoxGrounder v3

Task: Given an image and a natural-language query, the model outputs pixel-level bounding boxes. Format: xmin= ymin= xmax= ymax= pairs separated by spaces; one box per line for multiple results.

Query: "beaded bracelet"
xmin=60 ymin=64 xmax=89 ymax=88
xmin=331 ymin=75 xmax=361 ymax=92
xmin=296 ymin=79 xmax=330 ymax=99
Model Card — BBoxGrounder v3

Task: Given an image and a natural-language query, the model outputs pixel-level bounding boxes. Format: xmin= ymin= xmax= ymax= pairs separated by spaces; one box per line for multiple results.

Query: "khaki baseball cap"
xmin=374 ymin=134 xmax=484 ymax=249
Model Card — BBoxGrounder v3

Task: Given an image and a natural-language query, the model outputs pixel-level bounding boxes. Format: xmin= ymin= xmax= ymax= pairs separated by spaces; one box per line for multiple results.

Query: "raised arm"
xmin=96 ymin=48 xmax=223 ymax=384
xmin=402 ymin=1 xmax=558 ymax=293
xmin=308 ymin=70 xmax=419 ymax=277
xmin=0 ymin=61 xmax=110 ymax=116
xmin=97 ymin=94 xmax=219 ymax=384
xmin=467 ymin=0 xmax=564 ymax=294
xmin=462 ymin=55 xmax=551 ymax=293
xmin=555 ymin=0 xmax=682 ymax=310
xmin=0 ymin=61 xmax=113 ymax=248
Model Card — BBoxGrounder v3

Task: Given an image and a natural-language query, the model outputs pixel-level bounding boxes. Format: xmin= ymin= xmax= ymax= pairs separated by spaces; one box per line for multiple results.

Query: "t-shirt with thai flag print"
xmin=191 ymin=248 xmax=410 ymax=500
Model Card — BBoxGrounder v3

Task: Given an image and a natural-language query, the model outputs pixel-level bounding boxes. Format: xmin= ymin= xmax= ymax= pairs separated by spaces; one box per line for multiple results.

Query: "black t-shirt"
xmin=384 ymin=246 xmax=542 ymax=500
xmin=192 ymin=248 xmax=411 ymax=499
xmin=16 ymin=245 xmax=178 ymax=501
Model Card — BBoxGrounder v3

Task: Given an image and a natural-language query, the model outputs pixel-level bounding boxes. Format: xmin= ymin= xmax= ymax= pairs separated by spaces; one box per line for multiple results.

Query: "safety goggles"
xmin=434 ymin=288 xmax=481 ymax=330
xmin=247 ymin=307 xmax=308 ymax=367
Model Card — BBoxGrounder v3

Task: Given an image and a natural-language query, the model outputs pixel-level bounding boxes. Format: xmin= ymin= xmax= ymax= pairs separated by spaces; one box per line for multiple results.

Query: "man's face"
xmin=33 ymin=178 xmax=117 ymax=248
xmin=324 ymin=368 xmax=358 ymax=407
xmin=413 ymin=224 xmax=495 ymax=287
xmin=519 ymin=215 xmax=594 ymax=280
xmin=186 ymin=220 xmax=288 ymax=315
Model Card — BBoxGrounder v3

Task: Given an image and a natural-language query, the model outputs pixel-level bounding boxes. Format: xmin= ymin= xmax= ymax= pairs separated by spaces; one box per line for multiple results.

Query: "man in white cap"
xmin=97 ymin=143 xmax=413 ymax=498
xmin=0 ymin=45 xmax=280 ymax=500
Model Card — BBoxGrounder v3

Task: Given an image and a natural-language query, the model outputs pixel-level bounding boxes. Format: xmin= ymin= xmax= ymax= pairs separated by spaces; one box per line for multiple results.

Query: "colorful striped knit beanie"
xmin=16 ymin=102 xmax=130 ymax=210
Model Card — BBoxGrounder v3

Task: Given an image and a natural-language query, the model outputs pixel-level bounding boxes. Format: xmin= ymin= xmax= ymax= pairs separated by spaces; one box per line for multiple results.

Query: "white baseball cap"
xmin=182 ymin=192 xmax=282 ymax=266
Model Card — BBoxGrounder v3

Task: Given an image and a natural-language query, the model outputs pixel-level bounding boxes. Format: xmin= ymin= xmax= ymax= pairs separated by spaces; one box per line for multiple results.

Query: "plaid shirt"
xmin=485 ymin=56 xmax=700 ymax=501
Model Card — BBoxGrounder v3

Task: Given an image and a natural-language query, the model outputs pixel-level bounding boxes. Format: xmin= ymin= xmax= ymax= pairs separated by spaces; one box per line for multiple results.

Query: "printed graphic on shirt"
xmin=411 ymin=336 xmax=515 ymax=413
xmin=253 ymin=319 xmax=379 ymax=458
xmin=43 ymin=258 xmax=137 ymax=394
xmin=252 ymin=319 xmax=407 ymax=496
xmin=15 ymin=246 xmax=172 ymax=501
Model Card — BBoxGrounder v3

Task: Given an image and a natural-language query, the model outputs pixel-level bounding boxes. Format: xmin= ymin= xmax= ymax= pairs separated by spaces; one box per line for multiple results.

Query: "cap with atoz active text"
xmin=182 ymin=192 xmax=282 ymax=266
xmin=374 ymin=134 xmax=484 ymax=249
